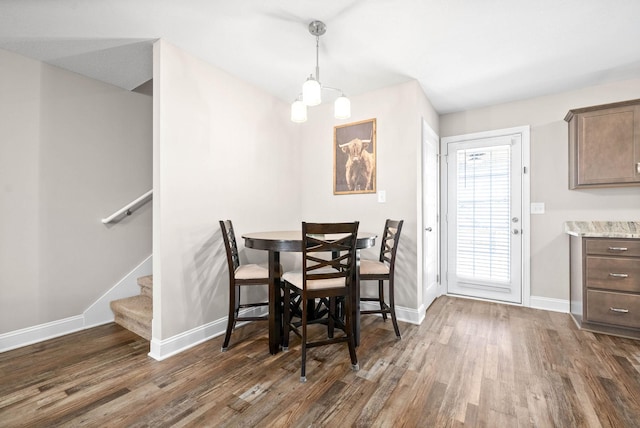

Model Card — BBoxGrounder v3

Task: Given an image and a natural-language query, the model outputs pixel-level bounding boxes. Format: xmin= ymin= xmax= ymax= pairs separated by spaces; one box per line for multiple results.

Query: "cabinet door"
xmin=574 ymin=104 xmax=640 ymax=187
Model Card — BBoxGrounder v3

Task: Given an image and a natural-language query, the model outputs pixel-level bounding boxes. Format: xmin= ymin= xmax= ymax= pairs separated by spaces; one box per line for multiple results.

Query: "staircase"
xmin=110 ymin=275 xmax=153 ymax=340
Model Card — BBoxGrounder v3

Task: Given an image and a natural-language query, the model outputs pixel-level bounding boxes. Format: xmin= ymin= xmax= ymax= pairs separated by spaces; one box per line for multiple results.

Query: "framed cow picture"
xmin=333 ymin=118 xmax=377 ymax=195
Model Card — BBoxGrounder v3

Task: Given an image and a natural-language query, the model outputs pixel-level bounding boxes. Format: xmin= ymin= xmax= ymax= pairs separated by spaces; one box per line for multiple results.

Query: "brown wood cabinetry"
xmin=570 ymin=236 xmax=640 ymax=338
xmin=565 ymin=99 xmax=640 ymax=189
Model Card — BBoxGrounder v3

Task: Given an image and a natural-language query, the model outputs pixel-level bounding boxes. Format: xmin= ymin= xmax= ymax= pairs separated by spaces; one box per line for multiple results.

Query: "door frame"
xmin=440 ymin=126 xmax=531 ymax=307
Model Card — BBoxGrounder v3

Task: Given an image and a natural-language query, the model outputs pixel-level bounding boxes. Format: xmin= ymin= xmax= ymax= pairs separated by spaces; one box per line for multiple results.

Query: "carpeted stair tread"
xmin=110 ymin=295 xmax=152 ymax=341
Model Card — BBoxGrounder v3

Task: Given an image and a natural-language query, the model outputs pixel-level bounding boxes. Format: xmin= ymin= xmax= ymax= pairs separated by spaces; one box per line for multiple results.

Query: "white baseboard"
xmin=358 ymin=302 xmax=424 ymax=325
xmin=84 ymin=255 xmax=153 ymax=328
xmin=0 ymin=255 xmax=153 ymax=354
xmin=445 ymin=293 xmax=570 ymax=314
xmin=148 ymin=302 xmax=425 ymax=361
xmin=529 ymin=296 xmax=570 ymax=313
xmin=148 ymin=307 xmax=266 ymax=361
xmin=0 ymin=315 xmax=85 ymax=353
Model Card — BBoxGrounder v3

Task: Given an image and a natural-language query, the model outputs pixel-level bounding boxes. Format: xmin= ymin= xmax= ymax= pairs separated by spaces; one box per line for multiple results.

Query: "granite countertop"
xmin=564 ymin=221 xmax=640 ymax=238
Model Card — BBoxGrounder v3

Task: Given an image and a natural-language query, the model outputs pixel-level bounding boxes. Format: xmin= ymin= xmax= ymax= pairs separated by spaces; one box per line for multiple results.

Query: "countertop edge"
xmin=564 ymin=221 xmax=640 ymax=239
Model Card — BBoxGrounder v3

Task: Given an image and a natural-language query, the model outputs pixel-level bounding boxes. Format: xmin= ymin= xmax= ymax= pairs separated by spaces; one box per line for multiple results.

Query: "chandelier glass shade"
xmin=302 ymin=77 xmax=322 ymax=106
xmin=334 ymin=95 xmax=351 ymax=119
xmin=291 ymin=20 xmax=351 ymax=123
xmin=290 ymin=99 xmax=307 ymax=123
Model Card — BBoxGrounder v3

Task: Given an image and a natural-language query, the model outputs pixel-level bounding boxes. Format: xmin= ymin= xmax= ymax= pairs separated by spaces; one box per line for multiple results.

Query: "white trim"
xmin=148 ymin=306 xmax=267 ymax=361
xmin=360 ymin=302 xmax=425 ymax=325
xmin=84 ymin=256 xmax=153 ymax=328
xmin=440 ymin=125 xmax=531 ymax=307
xmin=0 ymin=316 xmax=84 ymax=353
xmin=445 ymin=293 xmax=570 ymax=314
xmin=148 ymin=302 xmax=426 ymax=361
xmin=521 ymin=128 xmax=531 ymax=307
xmin=529 ymin=296 xmax=570 ymax=313
xmin=0 ymin=255 xmax=153 ymax=353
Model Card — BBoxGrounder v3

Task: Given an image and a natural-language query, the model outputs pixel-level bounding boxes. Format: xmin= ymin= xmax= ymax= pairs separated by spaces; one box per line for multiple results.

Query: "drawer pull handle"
xmin=609 ymin=307 xmax=629 ymax=314
xmin=608 ymin=247 xmax=628 ymax=251
xmin=609 ymin=273 xmax=629 ymax=278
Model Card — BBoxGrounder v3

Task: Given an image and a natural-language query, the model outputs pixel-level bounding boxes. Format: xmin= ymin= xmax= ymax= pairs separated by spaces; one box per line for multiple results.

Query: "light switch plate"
xmin=530 ymin=202 xmax=545 ymax=214
xmin=377 ymin=190 xmax=386 ymax=203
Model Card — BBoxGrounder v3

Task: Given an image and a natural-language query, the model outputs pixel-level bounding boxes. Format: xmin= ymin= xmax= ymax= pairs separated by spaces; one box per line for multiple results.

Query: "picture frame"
xmin=333 ymin=118 xmax=377 ymax=195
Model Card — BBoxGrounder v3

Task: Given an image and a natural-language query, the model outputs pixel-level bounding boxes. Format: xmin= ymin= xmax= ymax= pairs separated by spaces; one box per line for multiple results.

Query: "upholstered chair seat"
xmin=234 ymin=263 xmax=270 ymax=279
xmin=282 ymin=269 xmax=347 ymax=291
xmin=359 ymin=259 xmax=390 ymax=275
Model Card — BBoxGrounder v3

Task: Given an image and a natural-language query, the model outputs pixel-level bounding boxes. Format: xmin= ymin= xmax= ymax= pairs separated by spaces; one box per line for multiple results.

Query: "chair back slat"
xmin=219 ymin=220 xmax=240 ymax=272
xmin=302 ymin=222 xmax=359 ymax=289
xmin=379 ymin=220 xmax=403 ymax=270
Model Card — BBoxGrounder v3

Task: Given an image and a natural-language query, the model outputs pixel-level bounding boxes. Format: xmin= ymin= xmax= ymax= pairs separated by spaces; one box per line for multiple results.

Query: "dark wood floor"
xmin=2 ymin=296 xmax=640 ymax=427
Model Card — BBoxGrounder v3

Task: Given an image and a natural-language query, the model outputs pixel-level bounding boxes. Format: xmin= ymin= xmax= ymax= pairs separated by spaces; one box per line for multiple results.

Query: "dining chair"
xmin=219 ymin=220 xmax=272 ymax=351
xmin=282 ymin=221 xmax=360 ymax=382
xmin=359 ymin=219 xmax=403 ymax=338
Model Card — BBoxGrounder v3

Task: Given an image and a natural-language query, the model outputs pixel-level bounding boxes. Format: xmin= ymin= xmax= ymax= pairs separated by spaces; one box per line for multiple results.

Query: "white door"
xmin=444 ymin=128 xmax=527 ymax=304
xmin=422 ymin=121 xmax=439 ymax=310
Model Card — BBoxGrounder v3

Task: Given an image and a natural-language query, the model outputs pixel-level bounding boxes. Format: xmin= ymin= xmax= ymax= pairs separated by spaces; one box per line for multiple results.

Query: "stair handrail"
xmin=102 ymin=190 xmax=153 ymax=224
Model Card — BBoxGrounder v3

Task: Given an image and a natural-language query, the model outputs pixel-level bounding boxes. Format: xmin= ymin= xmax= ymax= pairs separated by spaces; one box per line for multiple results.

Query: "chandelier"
xmin=290 ymin=20 xmax=351 ymax=123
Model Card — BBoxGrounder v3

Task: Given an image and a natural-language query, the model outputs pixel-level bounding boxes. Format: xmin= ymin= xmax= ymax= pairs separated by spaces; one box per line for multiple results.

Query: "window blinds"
xmin=455 ymin=145 xmax=511 ymax=282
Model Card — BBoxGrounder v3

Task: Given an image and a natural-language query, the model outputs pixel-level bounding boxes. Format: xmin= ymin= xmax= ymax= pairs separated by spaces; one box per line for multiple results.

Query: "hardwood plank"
xmin=2 ymin=296 xmax=640 ymax=427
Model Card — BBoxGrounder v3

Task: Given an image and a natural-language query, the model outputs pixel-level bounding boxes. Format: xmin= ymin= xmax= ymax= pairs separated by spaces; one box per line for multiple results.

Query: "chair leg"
xmin=378 ymin=280 xmax=388 ymax=320
xmin=344 ymin=291 xmax=359 ymax=371
xmin=388 ymin=278 xmax=401 ymax=338
xmin=300 ymin=297 xmax=308 ymax=383
xmin=222 ymin=285 xmax=239 ymax=351
xmin=283 ymin=283 xmax=291 ymax=351
xmin=328 ymin=297 xmax=335 ymax=339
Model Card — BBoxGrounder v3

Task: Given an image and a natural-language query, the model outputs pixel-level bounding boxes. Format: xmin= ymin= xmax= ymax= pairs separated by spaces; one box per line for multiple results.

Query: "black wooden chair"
xmin=282 ymin=222 xmax=360 ymax=382
xmin=219 ymin=220 xmax=271 ymax=351
xmin=359 ymin=219 xmax=403 ymax=338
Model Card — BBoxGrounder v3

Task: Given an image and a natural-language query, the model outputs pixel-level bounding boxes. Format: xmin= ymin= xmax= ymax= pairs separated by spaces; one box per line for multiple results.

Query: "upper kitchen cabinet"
xmin=565 ymin=99 xmax=640 ymax=189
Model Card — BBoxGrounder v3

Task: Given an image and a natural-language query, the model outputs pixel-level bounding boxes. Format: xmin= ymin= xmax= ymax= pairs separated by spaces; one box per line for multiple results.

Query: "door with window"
xmin=444 ymin=128 xmax=527 ymax=304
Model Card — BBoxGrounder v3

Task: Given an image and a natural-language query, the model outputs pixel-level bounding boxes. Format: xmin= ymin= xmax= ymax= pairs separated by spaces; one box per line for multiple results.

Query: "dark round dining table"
xmin=242 ymin=231 xmax=377 ymax=354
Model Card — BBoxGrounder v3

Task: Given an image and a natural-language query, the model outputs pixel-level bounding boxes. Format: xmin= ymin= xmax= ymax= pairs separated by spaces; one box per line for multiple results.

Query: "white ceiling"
xmin=2 ymin=0 xmax=640 ymax=114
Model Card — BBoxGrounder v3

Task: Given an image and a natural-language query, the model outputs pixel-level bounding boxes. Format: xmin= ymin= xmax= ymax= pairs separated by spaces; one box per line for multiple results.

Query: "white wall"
xmin=152 ymin=40 xmax=301 ymax=340
xmin=1 ymin=40 xmax=437 ymax=354
xmin=298 ymin=80 xmax=439 ymax=314
xmin=0 ymin=48 xmax=152 ymax=334
xmin=440 ymin=78 xmax=640 ymax=302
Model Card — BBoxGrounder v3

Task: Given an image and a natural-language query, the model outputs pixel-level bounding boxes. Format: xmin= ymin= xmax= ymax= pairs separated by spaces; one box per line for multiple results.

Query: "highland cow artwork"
xmin=334 ymin=119 xmax=376 ymax=195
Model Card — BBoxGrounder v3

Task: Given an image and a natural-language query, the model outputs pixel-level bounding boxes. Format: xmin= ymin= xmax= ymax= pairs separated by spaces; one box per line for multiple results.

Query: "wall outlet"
xmin=377 ymin=190 xmax=386 ymax=203
xmin=530 ymin=202 xmax=545 ymax=214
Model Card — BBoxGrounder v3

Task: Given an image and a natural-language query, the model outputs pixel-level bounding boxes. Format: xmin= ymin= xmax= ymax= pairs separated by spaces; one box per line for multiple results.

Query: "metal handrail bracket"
xmin=101 ymin=190 xmax=153 ymax=224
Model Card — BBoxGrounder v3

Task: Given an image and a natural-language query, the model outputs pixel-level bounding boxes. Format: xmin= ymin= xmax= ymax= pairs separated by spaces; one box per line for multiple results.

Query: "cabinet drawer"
xmin=586 ymin=290 xmax=640 ymax=329
xmin=586 ymin=256 xmax=640 ymax=292
xmin=586 ymin=239 xmax=640 ymax=257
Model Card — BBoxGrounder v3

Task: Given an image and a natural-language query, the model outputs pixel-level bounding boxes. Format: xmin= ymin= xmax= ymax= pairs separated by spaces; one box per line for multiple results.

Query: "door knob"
xmin=425 ymin=227 xmax=432 ymax=232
